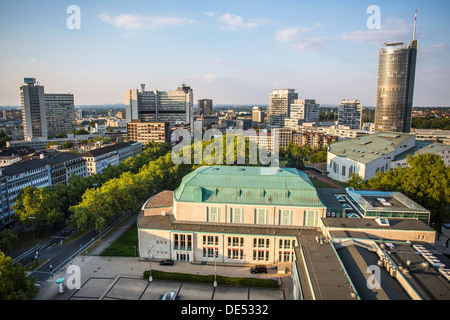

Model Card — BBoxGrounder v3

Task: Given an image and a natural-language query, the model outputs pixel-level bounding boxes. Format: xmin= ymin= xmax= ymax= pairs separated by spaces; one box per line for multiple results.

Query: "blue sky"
xmin=0 ymin=0 xmax=449 ymax=107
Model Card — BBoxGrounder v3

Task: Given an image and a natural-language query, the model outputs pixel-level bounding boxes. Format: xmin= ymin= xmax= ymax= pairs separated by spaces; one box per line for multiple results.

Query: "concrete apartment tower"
xmin=21 ymin=78 xmax=47 ymax=140
xmin=338 ymin=99 xmax=363 ymax=130
xmin=374 ymin=11 xmax=418 ymax=133
xmin=45 ymin=93 xmax=75 ymax=138
xmin=290 ymin=99 xmax=320 ymax=124
xmin=268 ymin=89 xmax=298 ymax=128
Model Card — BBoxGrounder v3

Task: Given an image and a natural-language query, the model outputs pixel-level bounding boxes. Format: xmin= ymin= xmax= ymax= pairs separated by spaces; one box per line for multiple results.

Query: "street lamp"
xmin=147 ymin=245 xmax=154 ymax=282
xmin=214 ymin=248 xmax=218 ymax=288
xmin=29 ymin=217 xmax=37 ymax=265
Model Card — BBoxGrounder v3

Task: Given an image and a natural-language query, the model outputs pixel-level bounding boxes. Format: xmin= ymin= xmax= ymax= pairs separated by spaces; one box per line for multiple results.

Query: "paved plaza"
xmin=34 ymin=255 xmax=291 ymax=300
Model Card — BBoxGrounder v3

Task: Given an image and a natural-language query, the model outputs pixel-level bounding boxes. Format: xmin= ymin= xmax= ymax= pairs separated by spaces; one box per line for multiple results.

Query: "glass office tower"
xmin=374 ymin=40 xmax=418 ymax=133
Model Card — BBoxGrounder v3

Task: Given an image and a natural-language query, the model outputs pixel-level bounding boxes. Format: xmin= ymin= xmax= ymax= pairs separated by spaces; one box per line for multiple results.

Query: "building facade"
xmin=268 ymin=89 xmax=298 ymax=128
xmin=21 ymin=78 xmax=47 ymax=139
xmin=126 ymin=84 xmax=193 ymax=129
xmin=137 ymin=165 xmax=436 ymax=272
xmin=252 ymin=106 xmax=264 ymax=123
xmin=81 ymin=142 xmax=142 ymax=176
xmin=44 ymin=93 xmax=75 ymax=138
xmin=197 ymin=99 xmax=213 ymax=116
xmin=327 ymin=132 xmax=450 ymax=182
xmin=338 ymin=99 xmax=362 ymax=130
xmin=138 ymin=166 xmax=326 ymax=263
xmin=127 ymin=120 xmax=169 ymax=145
xmin=289 ymin=99 xmax=320 ymax=125
xmin=374 ymin=40 xmax=418 ymax=133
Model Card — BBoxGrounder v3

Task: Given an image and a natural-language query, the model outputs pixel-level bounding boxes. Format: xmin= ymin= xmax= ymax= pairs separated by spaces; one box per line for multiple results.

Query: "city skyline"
xmin=0 ymin=1 xmax=449 ymax=107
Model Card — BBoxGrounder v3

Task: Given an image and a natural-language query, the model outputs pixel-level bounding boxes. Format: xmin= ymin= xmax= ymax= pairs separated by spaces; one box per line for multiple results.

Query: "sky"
xmin=0 ymin=0 xmax=449 ymax=107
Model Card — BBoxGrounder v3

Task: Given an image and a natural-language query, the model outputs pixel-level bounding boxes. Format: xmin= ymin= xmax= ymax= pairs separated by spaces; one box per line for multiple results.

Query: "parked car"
xmin=250 ymin=265 xmax=267 ymax=274
xmin=159 ymin=259 xmax=174 ymax=266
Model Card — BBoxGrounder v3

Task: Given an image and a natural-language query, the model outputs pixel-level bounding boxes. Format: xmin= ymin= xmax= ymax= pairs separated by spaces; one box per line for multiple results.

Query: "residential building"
xmin=289 ymin=99 xmax=320 ymax=125
xmin=198 ymin=99 xmax=213 ymax=116
xmin=2 ymin=109 xmax=22 ymax=122
xmin=327 ymin=132 xmax=450 ymax=182
xmin=292 ymin=132 xmax=337 ymax=149
xmin=247 ymin=128 xmax=292 ymax=152
xmin=0 ymin=151 xmax=87 ymax=228
xmin=115 ymin=111 xmax=124 ymax=119
xmin=252 ymin=106 xmax=264 ymax=123
xmin=45 ymin=93 xmax=75 ymax=138
xmin=126 ymin=83 xmax=193 ymax=130
xmin=81 ymin=142 xmax=142 ymax=176
xmin=127 ymin=119 xmax=169 ymax=145
xmin=268 ymin=89 xmax=298 ymax=128
xmin=374 ymin=40 xmax=418 ymax=133
xmin=0 ymin=156 xmax=22 ymax=167
xmin=338 ymin=99 xmax=362 ymax=130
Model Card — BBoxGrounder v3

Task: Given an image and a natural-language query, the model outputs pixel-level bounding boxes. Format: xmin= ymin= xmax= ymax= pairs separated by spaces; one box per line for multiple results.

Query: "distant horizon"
xmin=2 ymin=104 xmax=450 ymax=110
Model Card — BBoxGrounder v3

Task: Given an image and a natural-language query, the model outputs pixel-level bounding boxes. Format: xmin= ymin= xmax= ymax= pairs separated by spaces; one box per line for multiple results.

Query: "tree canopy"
xmin=347 ymin=153 xmax=450 ymax=225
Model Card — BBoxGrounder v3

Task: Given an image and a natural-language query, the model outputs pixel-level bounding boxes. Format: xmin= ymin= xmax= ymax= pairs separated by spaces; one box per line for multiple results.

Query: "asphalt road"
xmin=11 ymin=226 xmax=99 ymax=284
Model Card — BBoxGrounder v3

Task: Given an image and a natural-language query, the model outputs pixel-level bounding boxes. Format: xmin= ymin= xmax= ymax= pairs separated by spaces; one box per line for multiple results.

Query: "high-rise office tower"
xmin=290 ymin=99 xmax=320 ymax=124
xmin=21 ymin=78 xmax=75 ymax=139
xmin=45 ymin=93 xmax=75 ymax=138
xmin=198 ymin=99 xmax=213 ymax=116
xmin=126 ymin=83 xmax=193 ymax=129
xmin=374 ymin=11 xmax=418 ymax=133
xmin=268 ymin=89 xmax=298 ymax=127
xmin=21 ymin=78 xmax=47 ymax=139
xmin=338 ymin=99 xmax=362 ymax=130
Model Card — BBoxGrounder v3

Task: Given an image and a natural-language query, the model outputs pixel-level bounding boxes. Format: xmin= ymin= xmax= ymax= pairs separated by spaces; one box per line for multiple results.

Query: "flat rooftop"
xmin=296 ymin=234 xmax=356 ymax=300
xmin=384 ymin=242 xmax=450 ymax=300
xmin=322 ymin=217 xmax=434 ymax=232
xmin=361 ymin=195 xmax=408 ymax=209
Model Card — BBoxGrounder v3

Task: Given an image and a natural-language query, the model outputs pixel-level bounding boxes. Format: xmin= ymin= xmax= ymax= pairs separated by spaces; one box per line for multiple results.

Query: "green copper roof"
xmin=174 ymin=166 xmax=325 ymax=207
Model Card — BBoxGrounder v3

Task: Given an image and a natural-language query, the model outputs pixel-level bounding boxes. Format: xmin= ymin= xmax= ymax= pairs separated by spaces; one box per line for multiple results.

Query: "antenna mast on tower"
xmin=413 ymin=9 xmax=417 ymax=40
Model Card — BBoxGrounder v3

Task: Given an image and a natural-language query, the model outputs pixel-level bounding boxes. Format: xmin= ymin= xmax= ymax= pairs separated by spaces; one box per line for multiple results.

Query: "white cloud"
xmin=204 ymin=12 xmax=216 ymax=17
xmin=30 ymin=59 xmax=38 ymax=63
xmin=219 ymin=13 xmax=268 ymax=30
xmin=98 ymin=13 xmax=195 ymax=29
xmin=341 ymin=19 xmax=412 ymax=44
xmin=290 ymin=36 xmax=330 ymax=52
xmin=211 ymin=58 xmax=225 ymax=64
xmin=187 ymin=73 xmax=218 ymax=82
xmin=275 ymin=23 xmax=328 ymax=52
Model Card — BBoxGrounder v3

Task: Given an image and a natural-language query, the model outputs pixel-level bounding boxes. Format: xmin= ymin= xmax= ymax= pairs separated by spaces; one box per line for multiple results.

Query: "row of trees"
xmin=347 ymin=153 xmax=450 ymax=226
xmin=412 ymin=116 xmax=450 ymax=130
xmin=281 ymin=142 xmax=328 ymax=170
xmin=12 ymin=142 xmax=172 ymax=234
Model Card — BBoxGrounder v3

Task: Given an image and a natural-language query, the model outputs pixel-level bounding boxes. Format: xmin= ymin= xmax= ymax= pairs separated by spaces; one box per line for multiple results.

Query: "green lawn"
xmin=309 ymin=177 xmax=337 ymax=189
xmin=143 ymin=270 xmax=278 ymax=288
xmin=100 ymin=224 xmax=139 ymax=257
